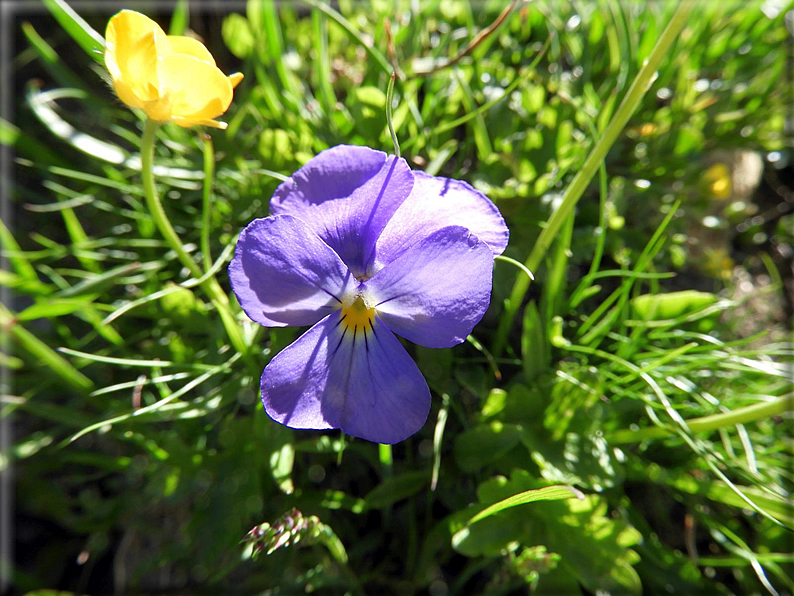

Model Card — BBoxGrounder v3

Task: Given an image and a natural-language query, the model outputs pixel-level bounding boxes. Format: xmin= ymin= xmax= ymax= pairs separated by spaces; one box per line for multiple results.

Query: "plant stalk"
xmin=140 ymin=120 xmax=249 ymax=360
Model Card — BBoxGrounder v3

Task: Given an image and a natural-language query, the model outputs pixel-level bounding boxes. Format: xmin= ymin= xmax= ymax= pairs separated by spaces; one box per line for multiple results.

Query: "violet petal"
xmin=372 ymin=171 xmax=509 ymax=271
xmin=365 ymin=226 xmax=494 ymax=348
xmin=270 ymin=145 xmax=414 ymax=277
xmin=261 ymin=311 xmax=431 ymax=444
xmin=229 ymin=214 xmax=354 ymax=327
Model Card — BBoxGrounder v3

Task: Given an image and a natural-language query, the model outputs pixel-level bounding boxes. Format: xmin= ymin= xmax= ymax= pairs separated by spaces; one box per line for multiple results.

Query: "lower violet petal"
xmin=261 ymin=311 xmax=431 ymax=444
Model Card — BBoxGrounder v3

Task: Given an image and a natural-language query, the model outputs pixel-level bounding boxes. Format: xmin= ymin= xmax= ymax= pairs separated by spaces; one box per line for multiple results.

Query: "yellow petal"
xmin=157 ymin=54 xmax=233 ymax=121
xmin=105 ymin=10 xmax=168 ymax=104
xmin=172 ymin=117 xmax=228 ymax=129
xmin=229 ymin=72 xmax=244 ymax=89
xmin=166 ymin=36 xmax=216 ymax=65
xmin=111 ymin=77 xmax=143 ymax=109
xmin=141 ymin=95 xmax=174 ymax=122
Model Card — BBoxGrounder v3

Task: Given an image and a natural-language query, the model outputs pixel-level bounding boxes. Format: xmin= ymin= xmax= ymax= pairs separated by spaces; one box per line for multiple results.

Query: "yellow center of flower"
xmin=340 ymin=296 xmax=376 ymax=336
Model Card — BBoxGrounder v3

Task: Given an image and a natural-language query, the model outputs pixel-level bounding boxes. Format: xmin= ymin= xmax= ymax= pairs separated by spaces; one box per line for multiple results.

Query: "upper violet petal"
xmin=365 ymin=226 xmax=494 ymax=348
xmin=261 ymin=311 xmax=430 ymax=444
xmin=270 ymin=145 xmax=414 ymax=277
xmin=271 ymin=145 xmax=387 ymax=213
xmin=229 ymin=214 xmax=354 ymax=327
xmin=372 ymin=171 xmax=508 ymax=271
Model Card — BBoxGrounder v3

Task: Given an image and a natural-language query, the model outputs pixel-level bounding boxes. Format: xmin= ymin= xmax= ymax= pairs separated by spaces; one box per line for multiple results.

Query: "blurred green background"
xmin=2 ymin=0 xmax=792 ymax=594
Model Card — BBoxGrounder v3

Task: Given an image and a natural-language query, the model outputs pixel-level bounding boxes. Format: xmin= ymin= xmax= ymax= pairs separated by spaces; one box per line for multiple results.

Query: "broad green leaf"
xmin=223 ymin=13 xmax=255 ymax=58
xmin=364 ymin=471 xmax=429 ymax=509
xmin=453 ymin=422 xmax=523 ymax=472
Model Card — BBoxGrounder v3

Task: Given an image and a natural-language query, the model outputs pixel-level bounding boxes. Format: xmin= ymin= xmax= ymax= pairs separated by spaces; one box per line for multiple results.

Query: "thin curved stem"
xmin=201 ymin=133 xmax=215 ymax=272
xmin=386 ymin=72 xmax=400 ymax=157
xmin=140 ymin=120 xmax=249 ymax=360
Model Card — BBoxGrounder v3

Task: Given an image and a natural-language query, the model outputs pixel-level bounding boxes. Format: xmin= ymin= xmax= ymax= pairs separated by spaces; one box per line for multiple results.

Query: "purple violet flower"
xmin=229 ymin=145 xmax=508 ymax=444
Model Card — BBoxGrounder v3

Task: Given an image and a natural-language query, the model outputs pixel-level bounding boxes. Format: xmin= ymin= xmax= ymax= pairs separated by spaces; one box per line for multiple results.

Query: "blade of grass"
xmin=200 ymin=134 xmax=215 ymax=271
xmin=1 ymin=303 xmax=93 ymax=393
xmin=0 ymin=218 xmax=37 ymax=282
xmin=465 ymin=485 xmax=585 ymax=526
xmin=454 ymin=70 xmax=492 ymax=159
xmin=57 ymin=347 xmax=220 ymax=370
xmin=260 ymin=0 xmax=302 ymax=111
xmin=301 ymin=0 xmax=392 ymax=75
xmin=312 ymin=11 xmax=338 ymax=120
xmin=102 ymin=240 xmax=235 ymax=325
xmin=65 ymin=353 xmax=240 ymax=444
xmin=168 ymin=0 xmax=190 ymax=35
xmin=402 ymin=38 xmax=550 ymax=152
xmin=608 ymin=394 xmax=794 ymax=444
xmin=21 ymin=21 xmax=86 ymax=91
xmin=41 ymin=0 xmax=104 ymax=62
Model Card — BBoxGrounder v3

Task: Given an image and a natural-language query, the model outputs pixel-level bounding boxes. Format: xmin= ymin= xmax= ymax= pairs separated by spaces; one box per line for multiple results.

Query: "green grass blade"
xmin=41 ymin=0 xmax=105 ymax=62
xmin=169 ymin=0 xmax=190 ymax=35
xmin=1 ymin=304 xmax=93 ymax=393
xmin=466 ymin=485 xmax=585 ymax=525
xmin=300 ymin=0 xmax=392 ymax=75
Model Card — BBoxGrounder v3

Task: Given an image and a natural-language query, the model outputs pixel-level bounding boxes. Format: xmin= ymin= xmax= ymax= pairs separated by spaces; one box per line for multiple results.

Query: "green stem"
xmin=491 ymin=0 xmax=694 ymax=357
xmin=386 ymin=72 xmax=400 ymax=157
xmin=379 ymin=443 xmax=393 ymax=477
xmin=201 ymin=133 xmax=215 ymax=272
xmin=608 ymin=394 xmax=793 ymax=444
xmin=140 ymin=120 xmax=249 ymax=360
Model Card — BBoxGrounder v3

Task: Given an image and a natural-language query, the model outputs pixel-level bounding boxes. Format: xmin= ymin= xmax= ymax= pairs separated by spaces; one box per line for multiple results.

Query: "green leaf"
xmin=222 ymin=13 xmax=255 ymax=58
xmin=480 ymin=388 xmax=507 ymax=420
xmin=363 ymin=471 xmax=429 ymax=509
xmin=16 ymin=297 xmax=98 ymax=321
xmin=56 ymin=262 xmax=147 ymax=298
xmin=631 ymin=290 xmax=718 ymax=320
xmin=454 ymin=470 xmax=643 ymax=593
xmin=521 ymin=301 xmax=547 ymax=382
xmin=169 ymin=0 xmax=190 ymax=35
xmin=466 ymin=484 xmax=584 ymax=525
xmin=1 ymin=304 xmax=93 ymax=393
xmin=453 ymin=422 xmax=523 ymax=472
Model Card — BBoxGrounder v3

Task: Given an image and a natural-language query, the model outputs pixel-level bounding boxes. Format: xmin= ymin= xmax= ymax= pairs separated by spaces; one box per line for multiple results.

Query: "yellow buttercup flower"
xmin=105 ymin=10 xmax=243 ymax=129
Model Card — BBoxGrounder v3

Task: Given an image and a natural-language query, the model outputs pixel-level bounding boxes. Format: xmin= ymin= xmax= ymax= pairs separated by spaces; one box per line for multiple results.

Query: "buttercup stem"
xmin=140 ymin=119 xmax=249 ymax=359
xmin=607 ymin=394 xmax=793 ymax=444
xmin=201 ymin=133 xmax=215 ymax=272
xmin=491 ymin=0 xmax=695 ymax=358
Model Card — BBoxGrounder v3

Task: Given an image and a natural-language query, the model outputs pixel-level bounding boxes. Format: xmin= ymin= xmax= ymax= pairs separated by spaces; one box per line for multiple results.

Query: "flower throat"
xmin=340 ymin=296 xmax=375 ymax=336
